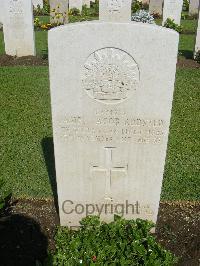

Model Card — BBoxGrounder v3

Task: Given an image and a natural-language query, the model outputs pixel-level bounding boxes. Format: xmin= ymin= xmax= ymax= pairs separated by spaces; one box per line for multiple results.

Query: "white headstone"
xmin=162 ymin=0 xmax=183 ymax=25
xmin=50 ymin=0 xmax=68 ymax=24
xmin=142 ymin=0 xmax=150 ymax=4
xmin=69 ymin=0 xmax=83 ymax=12
xmin=99 ymin=0 xmax=132 ymax=22
xmin=83 ymin=0 xmax=90 ymax=8
xmin=195 ymin=9 xmax=200 ymax=56
xmin=3 ymin=0 xmax=35 ymax=57
xmin=32 ymin=0 xmax=43 ymax=9
xmin=189 ymin=0 xmax=200 ymax=16
xmin=0 ymin=0 xmax=4 ymax=28
xmin=149 ymin=0 xmax=163 ymax=16
xmin=49 ymin=4 xmax=179 ymax=227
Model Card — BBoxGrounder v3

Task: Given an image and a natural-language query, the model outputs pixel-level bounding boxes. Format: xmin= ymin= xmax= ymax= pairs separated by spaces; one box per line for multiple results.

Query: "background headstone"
xmin=149 ymin=0 xmax=163 ymax=16
xmin=142 ymin=0 xmax=150 ymax=4
xmin=3 ymin=0 xmax=35 ymax=57
xmin=162 ymin=0 xmax=183 ymax=25
xmin=189 ymin=0 xmax=200 ymax=16
xmin=69 ymin=0 xmax=83 ymax=12
xmin=83 ymin=0 xmax=90 ymax=8
xmin=49 ymin=12 xmax=179 ymax=226
xmin=99 ymin=0 xmax=132 ymax=22
xmin=50 ymin=0 xmax=68 ymax=24
xmin=0 ymin=0 xmax=4 ymax=28
xmin=195 ymin=9 xmax=200 ymax=56
xmin=32 ymin=0 xmax=43 ymax=9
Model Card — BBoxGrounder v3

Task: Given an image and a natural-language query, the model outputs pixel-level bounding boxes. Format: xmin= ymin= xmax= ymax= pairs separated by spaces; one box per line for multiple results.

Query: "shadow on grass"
xmin=41 ymin=137 xmax=59 ymax=214
xmin=0 ymin=214 xmax=48 ymax=265
xmin=179 ymin=50 xmax=194 ymax=59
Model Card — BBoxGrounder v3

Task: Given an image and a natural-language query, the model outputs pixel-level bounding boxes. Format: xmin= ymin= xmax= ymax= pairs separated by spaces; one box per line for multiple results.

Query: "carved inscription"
xmin=61 ymin=110 xmax=165 ymax=144
xmin=9 ymin=0 xmax=24 ymax=17
xmin=107 ymin=0 xmax=125 ymax=14
xmin=82 ymin=48 xmax=139 ymax=104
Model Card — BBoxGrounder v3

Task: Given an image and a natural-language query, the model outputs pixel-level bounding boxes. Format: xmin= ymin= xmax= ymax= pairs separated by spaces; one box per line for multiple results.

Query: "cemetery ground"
xmin=0 ymin=17 xmax=200 ymax=266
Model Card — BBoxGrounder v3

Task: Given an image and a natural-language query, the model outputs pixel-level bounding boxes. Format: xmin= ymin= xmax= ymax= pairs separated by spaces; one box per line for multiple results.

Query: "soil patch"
xmin=157 ymin=201 xmax=200 ymax=266
xmin=0 ymin=199 xmax=199 ymax=265
xmin=177 ymin=58 xmax=200 ymax=68
xmin=0 ymin=55 xmax=200 ymax=69
xmin=0 ymin=55 xmax=48 ymax=66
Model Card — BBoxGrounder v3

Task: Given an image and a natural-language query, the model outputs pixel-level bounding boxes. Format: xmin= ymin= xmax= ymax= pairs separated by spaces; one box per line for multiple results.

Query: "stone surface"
xmin=142 ymin=0 xmax=150 ymax=4
xmin=0 ymin=1 xmax=3 ymax=29
xmin=189 ymin=0 xmax=200 ymax=16
xmin=69 ymin=0 xmax=83 ymax=12
xmin=163 ymin=0 xmax=183 ymax=25
xmin=83 ymin=0 xmax=90 ymax=8
xmin=3 ymin=0 xmax=35 ymax=57
xmin=195 ymin=9 xmax=200 ymax=56
xmin=0 ymin=0 xmax=4 ymax=26
xmin=99 ymin=0 xmax=132 ymax=22
xmin=49 ymin=21 xmax=179 ymax=227
xmin=50 ymin=0 xmax=68 ymax=24
xmin=149 ymin=0 xmax=163 ymax=15
xmin=32 ymin=0 xmax=43 ymax=9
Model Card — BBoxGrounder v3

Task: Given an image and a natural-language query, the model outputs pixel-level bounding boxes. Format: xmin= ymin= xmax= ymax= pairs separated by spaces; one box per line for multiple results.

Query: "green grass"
xmin=179 ymin=34 xmax=196 ymax=59
xmin=0 ymin=67 xmax=53 ymax=198
xmin=0 ymin=67 xmax=199 ymax=200
xmin=181 ymin=19 xmax=198 ymax=33
xmin=35 ymin=15 xmax=50 ymax=24
xmin=161 ymin=69 xmax=200 ymax=201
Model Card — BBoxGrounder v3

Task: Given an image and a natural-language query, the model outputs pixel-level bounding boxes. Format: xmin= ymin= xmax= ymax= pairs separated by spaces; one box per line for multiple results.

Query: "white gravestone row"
xmin=50 ymin=0 xmax=68 ymax=24
xmin=149 ymin=0 xmax=163 ymax=16
xmin=195 ymin=9 xmax=200 ymax=56
xmin=3 ymin=0 xmax=35 ymax=57
xmin=99 ymin=0 xmax=132 ymax=22
xmin=163 ymin=0 xmax=183 ymax=26
xmin=69 ymin=0 xmax=83 ymax=12
xmin=189 ymin=0 xmax=200 ymax=16
xmin=32 ymin=0 xmax=43 ymax=9
xmin=49 ymin=0 xmax=179 ymax=226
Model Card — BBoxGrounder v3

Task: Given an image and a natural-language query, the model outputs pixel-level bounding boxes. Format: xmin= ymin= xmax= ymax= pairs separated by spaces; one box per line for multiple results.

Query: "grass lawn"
xmin=0 ymin=66 xmax=199 ymax=200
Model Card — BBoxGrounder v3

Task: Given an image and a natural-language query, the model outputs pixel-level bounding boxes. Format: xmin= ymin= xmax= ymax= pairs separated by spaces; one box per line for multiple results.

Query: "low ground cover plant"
xmin=164 ymin=18 xmax=183 ymax=33
xmin=49 ymin=216 xmax=177 ymax=265
xmin=132 ymin=10 xmax=155 ymax=24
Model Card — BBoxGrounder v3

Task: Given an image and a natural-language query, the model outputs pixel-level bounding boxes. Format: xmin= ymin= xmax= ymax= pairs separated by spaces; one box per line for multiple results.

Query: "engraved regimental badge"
xmin=82 ymin=48 xmax=140 ymax=104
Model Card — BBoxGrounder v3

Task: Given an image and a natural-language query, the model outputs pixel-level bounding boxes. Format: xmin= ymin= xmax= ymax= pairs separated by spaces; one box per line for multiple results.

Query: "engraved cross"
xmin=92 ymin=147 xmax=128 ymax=198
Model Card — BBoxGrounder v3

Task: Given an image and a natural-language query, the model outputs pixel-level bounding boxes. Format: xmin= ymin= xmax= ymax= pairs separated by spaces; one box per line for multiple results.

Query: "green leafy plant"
xmin=183 ymin=0 xmax=189 ymax=11
xmin=69 ymin=7 xmax=81 ymax=16
xmin=132 ymin=0 xmax=142 ymax=13
xmin=50 ymin=216 xmax=178 ymax=265
xmin=164 ymin=18 xmax=183 ymax=33
xmin=195 ymin=50 xmax=200 ymax=64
